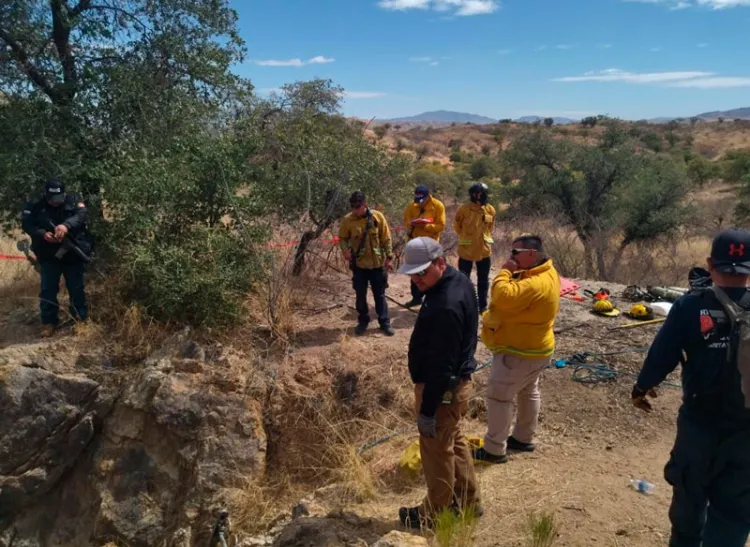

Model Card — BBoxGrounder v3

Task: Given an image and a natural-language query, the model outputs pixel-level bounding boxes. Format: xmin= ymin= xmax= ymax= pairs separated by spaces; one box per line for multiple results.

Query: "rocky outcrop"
xmin=0 ymin=329 xmax=269 ymax=547
xmin=0 ymin=363 xmax=105 ymax=519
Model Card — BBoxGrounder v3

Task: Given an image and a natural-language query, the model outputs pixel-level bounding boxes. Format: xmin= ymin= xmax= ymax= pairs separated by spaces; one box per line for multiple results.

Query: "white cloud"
xmin=379 ymin=0 xmax=430 ymax=9
xmin=697 ymin=0 xmax=750 ymax=7
xmin=650 ymin=47 xmax=663 ymax=52
xmin=555 ymin=44 xmax=575 ymax=50
xmin=497 ymin=48 xmax=512 ymax=55
xmin=535 ymin=45 xmax=548 ymax=51
xmin=670 ymin=77 xmax=750 ymax=87
xmin=308 ymin=56 xmax=335 ymax=64
xmin=554 ymin=68 xmax=714 ymax=83
xmin=599 ymin=43 xmax=613 ymax=48
xmin=697 ymin=43 xmax=709 ymax=47
xmin=555 ymin=68 xmax=750 ymax=89
xmin=378 ymin=0 xmax=499 ymax=16
xmin=410 ymin=56 xmax=440 ymax=65
xmin=253 ymin=56 xmax=334 ymax=67
xmin=624 ymin=0 xmax=750 ymax=8
xmin=343 ymin=91 xmax=388 ymax=99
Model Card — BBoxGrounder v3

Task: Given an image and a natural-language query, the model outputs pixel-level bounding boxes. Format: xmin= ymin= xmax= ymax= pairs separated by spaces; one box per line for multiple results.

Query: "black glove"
xmin=417 ymin=413 xmax=437 ymax=438
xmin=632 ymin=384 xmax=658 ymax=413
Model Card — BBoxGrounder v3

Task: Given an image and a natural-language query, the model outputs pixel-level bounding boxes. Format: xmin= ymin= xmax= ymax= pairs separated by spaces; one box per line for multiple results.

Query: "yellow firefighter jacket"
xmin=453 ymin=201 xmax=496 ymax=261
xmin=403 ymin=196 xmax=446 ymax=241
xmin=338 ymin=209 xmax=393 ymax=269
xmin=480 ymin=259 xmax=561 ymax=359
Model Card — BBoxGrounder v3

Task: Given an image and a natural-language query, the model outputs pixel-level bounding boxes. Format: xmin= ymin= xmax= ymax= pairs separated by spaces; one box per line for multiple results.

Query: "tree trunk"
xmin=608 ymin=240 xmax=631 ymax=282
xmin=595 ymin=244 xmax=609 ymax=281
xmin=292 ymin=218 xmax=334 ymax=276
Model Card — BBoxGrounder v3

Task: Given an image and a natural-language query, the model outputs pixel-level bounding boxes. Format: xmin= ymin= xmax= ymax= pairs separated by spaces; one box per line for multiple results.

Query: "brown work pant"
xmin=415 ymin=380 xmax=480 ymax=518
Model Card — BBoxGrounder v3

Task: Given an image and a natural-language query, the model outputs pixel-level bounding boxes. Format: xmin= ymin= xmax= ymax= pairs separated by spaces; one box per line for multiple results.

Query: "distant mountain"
xmin=386 ymin=110 xmax=497 ymax=125
xmin=696 ymin=107 xmax=750 ymax=121
xmin=514 ymin=115 xmax=578 ymax=125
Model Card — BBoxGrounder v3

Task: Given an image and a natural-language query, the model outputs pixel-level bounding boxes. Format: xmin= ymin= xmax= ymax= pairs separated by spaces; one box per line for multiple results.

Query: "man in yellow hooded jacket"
xmin=473 ymin=235 xmax=560 ymax=464
xmin=403 ymin=185 xmax=446 ymax=307
xmin=453 ymin=182 xmax=496 ymax=312
xmin=339 ymin=191 xmax=395 ymax=336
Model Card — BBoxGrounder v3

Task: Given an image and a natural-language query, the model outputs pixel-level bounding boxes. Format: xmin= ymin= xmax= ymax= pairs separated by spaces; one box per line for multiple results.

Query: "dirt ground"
xmin=0 ymin=239 xmax=705 ymax=546
xmin=278 ymin=254 xmax=688 ymax=547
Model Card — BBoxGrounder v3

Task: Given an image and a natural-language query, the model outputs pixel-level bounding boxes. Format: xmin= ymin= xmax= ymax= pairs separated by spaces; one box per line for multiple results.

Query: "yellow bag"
xmin=398 ymin=436 xmax=485 ymax=474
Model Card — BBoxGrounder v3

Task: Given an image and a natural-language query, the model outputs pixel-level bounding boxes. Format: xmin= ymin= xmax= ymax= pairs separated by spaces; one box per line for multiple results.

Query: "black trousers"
xmin=40 ymin=259 xmax=87 ymax=325
xmin=458 ymin=257 xmax=491 ymax=312
xmin=353 ymin=267 xmax=390 ymax=327
xmin=665 ymin=408 xmax=750 ymax=547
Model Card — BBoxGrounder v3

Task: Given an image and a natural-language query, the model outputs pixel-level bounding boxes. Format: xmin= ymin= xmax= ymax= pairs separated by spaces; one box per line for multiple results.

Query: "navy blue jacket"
xmin=408 ymin=266 xmax=479 ymax=417
xmin=637 ymin=287 xmax=750 ymax=428
xmin=21 ymin=194 xmax=91 ymax=262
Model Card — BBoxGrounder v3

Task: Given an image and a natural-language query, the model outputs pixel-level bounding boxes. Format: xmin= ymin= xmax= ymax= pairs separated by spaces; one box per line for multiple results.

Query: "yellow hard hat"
xmin=593 ymin=299 xmax=620 ymax=317
xmin=629 ymin=304 xmax=654 ymax=319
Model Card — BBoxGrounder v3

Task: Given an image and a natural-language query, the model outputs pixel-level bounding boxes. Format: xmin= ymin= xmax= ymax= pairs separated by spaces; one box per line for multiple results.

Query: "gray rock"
xmin=0 ymin=364 xmax=100 ymax=518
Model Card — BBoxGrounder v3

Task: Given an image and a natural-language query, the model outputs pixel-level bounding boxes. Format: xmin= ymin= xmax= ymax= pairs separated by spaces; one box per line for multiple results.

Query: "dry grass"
xmin=223 ymin=474 xmax=300 ymax=534
xmin=432 ymin=506 xmax=481 ymax=547
xmin=524 ymin=512 xmax=558 ymax=547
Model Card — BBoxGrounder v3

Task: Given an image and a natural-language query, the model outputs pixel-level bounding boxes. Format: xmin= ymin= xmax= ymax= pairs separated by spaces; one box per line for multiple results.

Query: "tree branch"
xmin=50 ymin=0 xmax=78 ymax=103
xmin=70 ymin=0 xmax=93 ymax=18
xmin=0 ymin=26 xmax=59 ymax=101
xmin=86 ymin=4 xmax=148 ymax=30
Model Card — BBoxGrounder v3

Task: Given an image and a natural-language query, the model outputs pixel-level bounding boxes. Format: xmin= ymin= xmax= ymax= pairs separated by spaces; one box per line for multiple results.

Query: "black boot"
xmin=354 ymin=323 xmax=368 ymax=336
xmin=380 ymin=324 xmax=395 ymax=336
xmin=472 ymin=446 xmax=508 ymax=464
xmin=507 ymin=436 xmax=536 ymax=452
xmin=399 ymin=506 xmax=429 ymax=529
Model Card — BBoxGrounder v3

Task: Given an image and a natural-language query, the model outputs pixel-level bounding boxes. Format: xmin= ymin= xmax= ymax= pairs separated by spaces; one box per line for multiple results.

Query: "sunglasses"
xmin=411 ymin=265 xmax=431 ymax=277
xmin=511 ymin=248 xmax=533 ymax=256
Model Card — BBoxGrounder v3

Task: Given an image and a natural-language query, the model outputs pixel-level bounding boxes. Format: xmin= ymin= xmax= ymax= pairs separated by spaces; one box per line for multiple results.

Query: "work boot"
xmin=380 ymin=324 xmax=395 ymax=336
xmin=507 ymin=436 xmax=536 ymax=452
xmin=472 ymin=447 xmax=508 ymax=464
xmin=404 ymin=298 xmax=422 ymax=308
xmin=452 ymin=501 xmax=485 ymax=518
xmin=399 ymin=506 xmax=429 ymax=530
xmin=40 ymin=325 xmax=56 ymax=338
xmin=354 ymin=323 xmax=368 ymax=336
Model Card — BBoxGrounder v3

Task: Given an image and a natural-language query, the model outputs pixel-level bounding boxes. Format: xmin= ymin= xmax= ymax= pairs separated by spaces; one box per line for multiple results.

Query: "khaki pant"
xmin=415 ymin=380 xmax=480 ymax=517
xmin=484 ymin=353 xmax=549 ymax=456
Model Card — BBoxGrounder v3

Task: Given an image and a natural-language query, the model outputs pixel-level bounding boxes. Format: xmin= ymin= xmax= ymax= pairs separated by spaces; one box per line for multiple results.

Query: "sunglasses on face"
xmin=511 ymin=248 xmax=533 ymax=256
xmin=411 ymin=266 xmax=430 ymax=277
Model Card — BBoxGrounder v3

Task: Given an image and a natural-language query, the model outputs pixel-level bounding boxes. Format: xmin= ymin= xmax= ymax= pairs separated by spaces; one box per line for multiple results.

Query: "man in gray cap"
xmin=396 ymin=237 xmax=481 ymax=529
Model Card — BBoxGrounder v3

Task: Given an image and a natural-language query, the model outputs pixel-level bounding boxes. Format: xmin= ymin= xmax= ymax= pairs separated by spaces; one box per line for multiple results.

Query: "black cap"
xmin=349 ymin=191 xmax=365 ymax=206
xmin=711 ymin=228 xmax=750 ymax=275
xmin=45 ymin=177 xmax=66 ymax=205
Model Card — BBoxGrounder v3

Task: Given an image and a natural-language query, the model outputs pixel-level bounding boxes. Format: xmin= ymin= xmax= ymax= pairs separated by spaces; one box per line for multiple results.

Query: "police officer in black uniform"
xmin=21 ymin=178 xmax=93 ymax=337
xmin=632 ymin=228 xmax=750 ymax=547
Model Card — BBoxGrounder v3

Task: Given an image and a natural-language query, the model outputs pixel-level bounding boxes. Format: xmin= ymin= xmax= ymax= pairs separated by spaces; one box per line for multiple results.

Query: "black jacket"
xmin=408 ymin=266 xmax=478 ymax=417
xmin=21 ymin=193 xmax=92 ymax=262
xmin=637 ymin=287 xmax=750 ymax=430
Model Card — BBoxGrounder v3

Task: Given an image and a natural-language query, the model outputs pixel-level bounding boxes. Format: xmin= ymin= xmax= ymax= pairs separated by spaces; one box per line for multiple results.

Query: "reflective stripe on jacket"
xmin=453 ymin=202 xmax=496 ymax=261
xmin=338 ymin=209 xmax=393 ymax=269
xmin=481 ymin=260 xmax=561 ymax=359
xmin=403 ymin=196 xmax=446 ymax=241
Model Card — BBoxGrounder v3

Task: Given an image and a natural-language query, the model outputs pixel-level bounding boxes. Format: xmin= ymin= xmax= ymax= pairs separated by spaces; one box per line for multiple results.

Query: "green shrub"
xmin=122 ymin=225 xmax=267 ymax=327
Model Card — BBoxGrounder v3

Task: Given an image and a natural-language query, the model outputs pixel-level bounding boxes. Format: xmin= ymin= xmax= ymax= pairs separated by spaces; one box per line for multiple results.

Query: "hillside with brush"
xmin=3 ymin=1 xmax=750 ymax=546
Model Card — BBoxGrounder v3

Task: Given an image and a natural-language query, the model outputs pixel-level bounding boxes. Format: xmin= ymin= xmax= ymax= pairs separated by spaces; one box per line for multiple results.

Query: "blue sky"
xmin=233 ymin=0 xmax=750 ymax=120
